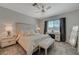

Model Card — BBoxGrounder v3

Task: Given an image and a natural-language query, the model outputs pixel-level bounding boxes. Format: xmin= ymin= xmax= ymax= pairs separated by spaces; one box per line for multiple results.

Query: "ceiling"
xmin=0 ymin=3 xmax=79 ymax=19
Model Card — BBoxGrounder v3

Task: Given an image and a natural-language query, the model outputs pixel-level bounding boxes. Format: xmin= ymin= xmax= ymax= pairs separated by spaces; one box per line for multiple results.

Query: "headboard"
xmin=16 ymin=23 xmax=36 ymax=34
xmin=16 ymin=23 xmax=36 ymax=54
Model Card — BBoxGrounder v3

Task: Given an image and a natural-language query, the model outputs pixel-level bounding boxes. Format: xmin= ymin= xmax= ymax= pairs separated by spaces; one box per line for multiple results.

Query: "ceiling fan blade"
xmin=46 ymin=6 xmax=51 ymax=10
xmin=35 ymin=11 xmax=40 ymax=13
xmin=34 ymin=12 xmax=39 ymax=13
xmin=34 ymin=10 xmax=41 ymax=13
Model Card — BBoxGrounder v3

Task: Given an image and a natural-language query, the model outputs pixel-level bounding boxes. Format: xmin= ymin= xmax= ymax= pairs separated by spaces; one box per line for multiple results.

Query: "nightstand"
xmin=0 ymin=36 xmax=16 ymax=48
xmin=55 ymin=34 xmax=60 ymax=41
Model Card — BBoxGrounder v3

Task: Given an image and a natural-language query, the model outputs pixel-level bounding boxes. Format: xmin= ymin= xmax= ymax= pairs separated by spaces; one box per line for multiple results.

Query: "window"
xmin=47 ymin=20 xmax=60 ymax=33
xmin=48 ymin=20 xmax=53 ymax=28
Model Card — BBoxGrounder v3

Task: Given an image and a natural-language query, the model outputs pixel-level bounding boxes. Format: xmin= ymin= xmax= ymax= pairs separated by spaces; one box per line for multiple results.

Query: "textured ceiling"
xmin=0 ymin=3 xmax=79 ymax=19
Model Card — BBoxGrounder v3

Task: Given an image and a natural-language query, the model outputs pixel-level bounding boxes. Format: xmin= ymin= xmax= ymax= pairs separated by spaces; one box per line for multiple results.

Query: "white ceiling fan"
xmin=32 ymin=3 xmax=52 ymax=13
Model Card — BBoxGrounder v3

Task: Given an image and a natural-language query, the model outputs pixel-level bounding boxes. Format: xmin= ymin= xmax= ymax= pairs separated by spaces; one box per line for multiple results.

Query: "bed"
xmin=17 ymin=32 xmax=52 ymax=54
xmin=16 ymin=23 xmax=55 ymax=55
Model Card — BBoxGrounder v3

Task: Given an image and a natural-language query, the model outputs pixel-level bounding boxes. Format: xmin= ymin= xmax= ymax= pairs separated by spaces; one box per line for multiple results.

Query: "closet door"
xmin=60 ymin=18 xmax=66 ymax=42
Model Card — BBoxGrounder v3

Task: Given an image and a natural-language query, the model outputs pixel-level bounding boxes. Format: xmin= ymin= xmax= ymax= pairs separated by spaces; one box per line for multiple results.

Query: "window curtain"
xmin=60 ymin=17 xmax=66 ymax=42
xmin=44 ymin=21 xmax=48 ymax=34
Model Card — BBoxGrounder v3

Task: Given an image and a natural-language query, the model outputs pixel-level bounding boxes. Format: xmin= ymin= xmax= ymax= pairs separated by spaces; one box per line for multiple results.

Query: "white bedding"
xmin=26 ymin=33 xmax=50 ymax=48
xmin=16 ymin=23 xmax=55 ymax=54
xmin=18 ymin=33 xmax=53 ymax=54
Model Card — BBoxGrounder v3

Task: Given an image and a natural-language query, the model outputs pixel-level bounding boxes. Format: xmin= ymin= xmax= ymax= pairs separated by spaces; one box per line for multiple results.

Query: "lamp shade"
xmin=36 ymin=27 xmax=40 ymax=31
xmin=5 ymin=25 xmax=13 ymax=32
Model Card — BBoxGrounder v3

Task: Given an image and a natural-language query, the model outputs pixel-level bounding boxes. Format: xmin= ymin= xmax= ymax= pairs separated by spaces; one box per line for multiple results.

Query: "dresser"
xmin=55 ymin=33 xmax=60 ymax=41
xmin=0 ymin=36 xmax=16 ymax=48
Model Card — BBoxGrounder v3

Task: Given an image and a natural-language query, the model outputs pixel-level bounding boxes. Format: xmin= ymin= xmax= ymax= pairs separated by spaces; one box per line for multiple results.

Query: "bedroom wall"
xmin=0 ymin=6 xmax=38 ymax=36
xmin=39 ymin=10 xmax=79 ymax=42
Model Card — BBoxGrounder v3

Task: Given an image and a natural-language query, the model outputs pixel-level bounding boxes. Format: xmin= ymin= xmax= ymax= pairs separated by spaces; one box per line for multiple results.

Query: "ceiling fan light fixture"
xmin=33 ymin=3 xmax=37 ymax=6
xmin=33 ymin=3 xmax=51 ymax=12
xmin=33 ymin=3 xmax=41 ymax=9
xmin=42 ymin=9 xmax=45 ymax=12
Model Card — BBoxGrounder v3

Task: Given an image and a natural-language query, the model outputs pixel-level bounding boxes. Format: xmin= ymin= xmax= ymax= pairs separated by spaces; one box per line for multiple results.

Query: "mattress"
xmin=25 ymin=34 xmax=50 ymax=48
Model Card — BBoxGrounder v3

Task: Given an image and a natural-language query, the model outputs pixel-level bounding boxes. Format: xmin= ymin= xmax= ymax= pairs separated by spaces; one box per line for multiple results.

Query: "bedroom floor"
xmin=0 ymin=44 xmax=26 ymax=55
xmin=0 ymin=42 xmax=78 ymax=55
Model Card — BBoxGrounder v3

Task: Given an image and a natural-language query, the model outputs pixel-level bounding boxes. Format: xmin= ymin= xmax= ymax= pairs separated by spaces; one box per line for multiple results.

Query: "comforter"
xmin=18 ymin=33 xmax=53 ymax=54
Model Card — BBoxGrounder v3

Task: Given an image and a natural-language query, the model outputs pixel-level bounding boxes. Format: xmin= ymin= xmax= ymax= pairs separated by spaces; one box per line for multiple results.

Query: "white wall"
xmin=0 ymin=6 xmax=38 ymax=35
xmin=39 ymin=10 xmax=79 ymax=42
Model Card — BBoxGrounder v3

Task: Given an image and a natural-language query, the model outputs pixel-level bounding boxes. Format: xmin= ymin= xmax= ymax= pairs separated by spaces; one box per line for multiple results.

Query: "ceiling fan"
xmin=32 ymin=3 xmax=52 ymax=13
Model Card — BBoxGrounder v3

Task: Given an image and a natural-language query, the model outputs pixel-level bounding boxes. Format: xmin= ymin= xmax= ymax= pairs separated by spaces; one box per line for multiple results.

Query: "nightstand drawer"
xmin=0 ymin=40 xmax=16 ymax=47
xmin=1 ymin=38 xmax=14 ymax=43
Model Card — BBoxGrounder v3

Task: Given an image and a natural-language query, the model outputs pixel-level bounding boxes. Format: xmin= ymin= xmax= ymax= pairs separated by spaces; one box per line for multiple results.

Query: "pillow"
xmin=24 ymin=32 xmax=35 ymax=36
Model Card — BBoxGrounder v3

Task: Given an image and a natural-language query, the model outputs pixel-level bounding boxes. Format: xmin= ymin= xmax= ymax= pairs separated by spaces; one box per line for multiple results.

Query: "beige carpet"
xmin=0 ymin=44 xmax=26 ymax=55
xmin=0 ymin=42 xmax=78 ymax=55
xmin=48 ymin=42 xmax=78 ymax=55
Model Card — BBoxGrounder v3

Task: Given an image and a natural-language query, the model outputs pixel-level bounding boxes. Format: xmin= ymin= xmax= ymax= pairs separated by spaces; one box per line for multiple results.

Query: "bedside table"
xmin=0 ymin=37 xmax=16 ymax=48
